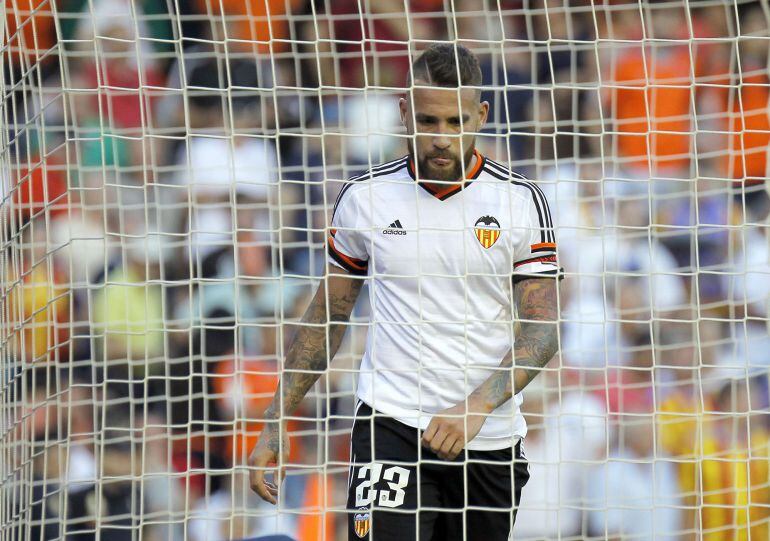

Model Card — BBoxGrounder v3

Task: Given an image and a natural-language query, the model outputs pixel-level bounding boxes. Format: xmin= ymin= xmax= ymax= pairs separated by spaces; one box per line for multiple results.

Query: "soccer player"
xmin=249 ymin=43 xmax=560 ymax=541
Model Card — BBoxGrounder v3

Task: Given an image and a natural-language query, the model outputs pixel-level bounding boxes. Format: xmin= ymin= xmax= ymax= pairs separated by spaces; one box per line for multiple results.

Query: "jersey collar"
xmin=406 ymin=149 xmax=486 ymax=200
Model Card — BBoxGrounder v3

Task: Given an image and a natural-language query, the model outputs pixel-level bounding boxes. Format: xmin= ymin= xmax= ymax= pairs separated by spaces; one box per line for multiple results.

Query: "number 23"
xmin=355 ymin=463 xmax=411 ymax=508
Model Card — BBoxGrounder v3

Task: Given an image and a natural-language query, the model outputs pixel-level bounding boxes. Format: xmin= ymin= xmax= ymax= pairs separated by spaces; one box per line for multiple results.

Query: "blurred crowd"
xmin=3 ymin=0 xmax=770 ymax=539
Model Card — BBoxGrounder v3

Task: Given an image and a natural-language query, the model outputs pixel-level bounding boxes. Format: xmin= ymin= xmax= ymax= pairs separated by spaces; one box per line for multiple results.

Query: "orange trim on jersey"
xmin=514 ymin=254 xmax=557 ymax=268
xmin=408 ymin=149 xmax=485 ymax=200
xmin=531 ymin=242 xmax=556 ymax=251
xmin=327 ymin=236 xmax=368 ymax=273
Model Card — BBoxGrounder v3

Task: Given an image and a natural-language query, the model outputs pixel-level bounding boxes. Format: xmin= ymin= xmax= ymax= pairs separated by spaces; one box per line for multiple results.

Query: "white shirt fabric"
xmin=327 ymin=153 xmax=559 ymax=450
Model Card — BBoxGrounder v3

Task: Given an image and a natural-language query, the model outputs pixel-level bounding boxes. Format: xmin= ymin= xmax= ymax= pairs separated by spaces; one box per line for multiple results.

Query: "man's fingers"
xmin=422 ymin=419 xmax=439 ymax=446
xmin=448 ymin=440 xmax=465 ymax=461
xmin=439 ymin=434 xmax=456 ymax=457
xmin=249 ymin=452 xmax=278 ymax=504
xmin=249 ymin=468 xmax=264 ymax=497
xmin=429 ymin=428 xmax=449 ymax=453
xmin=253 ymin=469 xmax=277 ymax=504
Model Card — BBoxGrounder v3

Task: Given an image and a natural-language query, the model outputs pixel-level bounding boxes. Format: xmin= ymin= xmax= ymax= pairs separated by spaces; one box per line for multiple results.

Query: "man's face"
xmin=400 ymin=85 xmax=488 ymax=182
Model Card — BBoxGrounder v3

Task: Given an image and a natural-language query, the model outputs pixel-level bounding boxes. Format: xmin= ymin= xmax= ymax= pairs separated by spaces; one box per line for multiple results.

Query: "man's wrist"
xmin=468 ymin=392 xmax=496 ymax=415
xmin=263 ymin=404 xmax=282 ymax=422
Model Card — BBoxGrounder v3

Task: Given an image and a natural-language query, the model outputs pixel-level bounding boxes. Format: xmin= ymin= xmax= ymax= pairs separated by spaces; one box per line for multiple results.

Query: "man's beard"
xmin=408 ymin=140 xmax=476 ymax=183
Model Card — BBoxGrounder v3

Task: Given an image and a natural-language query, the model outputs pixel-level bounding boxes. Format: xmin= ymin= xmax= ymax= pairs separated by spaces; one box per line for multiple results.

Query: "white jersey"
xmin=327 ymin=151 xmax=558 ymax=450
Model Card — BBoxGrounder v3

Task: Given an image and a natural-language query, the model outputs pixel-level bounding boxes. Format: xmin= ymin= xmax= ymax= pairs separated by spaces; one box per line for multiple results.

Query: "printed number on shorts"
xmin=354 ymin=463 xmax=411 ymax=508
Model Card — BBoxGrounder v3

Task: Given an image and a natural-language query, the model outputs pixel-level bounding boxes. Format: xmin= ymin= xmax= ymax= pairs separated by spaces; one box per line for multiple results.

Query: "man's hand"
xmin=421 ymin=399 xmax=489 ymax=460
xmin=248 ymin=421 xmax=289 ymax=504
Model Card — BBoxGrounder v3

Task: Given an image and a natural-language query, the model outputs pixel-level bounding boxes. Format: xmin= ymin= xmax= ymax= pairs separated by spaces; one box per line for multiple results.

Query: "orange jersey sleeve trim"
xmin=327 ymin=236 xmax=368 ymax=276
xmin=531 ymin=242 xmax=556 ymax=252
xmin=514 ymin=254 xmax=558 ymax=268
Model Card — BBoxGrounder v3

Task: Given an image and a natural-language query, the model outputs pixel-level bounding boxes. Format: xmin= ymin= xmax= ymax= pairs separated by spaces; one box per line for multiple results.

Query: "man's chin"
xmin=419 ymin=164 xmax=462 ymax=183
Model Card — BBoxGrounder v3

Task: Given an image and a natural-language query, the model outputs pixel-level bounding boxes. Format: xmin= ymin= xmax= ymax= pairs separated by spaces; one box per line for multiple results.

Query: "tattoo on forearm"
xmin=263 ymin=274 xmax=363 ymax=452
xmin=471 ymin=278 xmax=559 ymax=411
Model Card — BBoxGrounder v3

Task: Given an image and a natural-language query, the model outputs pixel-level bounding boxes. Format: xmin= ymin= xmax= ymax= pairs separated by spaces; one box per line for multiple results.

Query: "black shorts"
xmin=346 ymin=403 xmax=530 ymax=541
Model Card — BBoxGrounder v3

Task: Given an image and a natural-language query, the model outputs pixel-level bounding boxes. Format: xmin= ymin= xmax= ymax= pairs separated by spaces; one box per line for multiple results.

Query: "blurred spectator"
xmin=587 ymin=415 xmax=682 ymax=540
xmin=194 ymin=0 xmax=305 ymax=55
xmin=9 ymin=218 xmax=70 ymax=364
xmin=168 ymin=57 xmax=278 ymax=270
xmin=327 ymin=0 xmax=444 ymax=88
xmin=21 ymin=376 xmax=61 ymax=541
xmin=174 ymin=230 xmax=305 ymax=357
xmin=603 ymin=4 xmax=694 ymax=178
xmin=11 ymin=156 xmax=69 ymax=220
xmin=606 ymin=186 xmax=689 ymax=317
xmin=731 ymin=214 xmax=770 ymax=320
xmin=59 ymin=0 xmax=174 ymax=55
xmin=479 ymin=29 xmax=534 ymax=164
xmin=514 ymin=376 xmax=608 ymax=539
xmin=48 ymin=198 xmax=109 ymax=289
xmin=337 ymin=93 xmax=403 ymax=166
xmin=655 ymin=321 xmax=770 ymax=541
xmin=725 ymin=6 xmax=770 ymax=183
xmin=4 ymin=0 xmax=57 ymax=68
xmin=590 ymin=340 xmax=682 ymax=540
xmin=91 ymin=235 xmax=164 ymax=377
xmin=71 ymin=0 xmax=163 ymax=132
xmin=691 ymin=375 xmax=770 ymax=540
xmin=538 ymin=163 xmax=625 ymax=368
xmin=723 ymin=199 xmax=770 ymax=378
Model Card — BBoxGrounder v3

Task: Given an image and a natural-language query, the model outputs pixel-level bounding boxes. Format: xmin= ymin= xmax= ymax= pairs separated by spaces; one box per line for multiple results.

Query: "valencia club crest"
xmin=354 ymin=508 xmax=371 ymax=538
xmin=474 ymin=215 xmax=501 ymax=249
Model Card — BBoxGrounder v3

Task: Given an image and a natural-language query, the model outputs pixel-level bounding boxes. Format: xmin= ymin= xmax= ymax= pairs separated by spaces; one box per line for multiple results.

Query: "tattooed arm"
xmin=422 ymin=277 xmax=559 ymax=460
xmin=249 ymin=265 xmax=364 ymax=503
xmin=472 ymin=277 xmax=559 ymax=406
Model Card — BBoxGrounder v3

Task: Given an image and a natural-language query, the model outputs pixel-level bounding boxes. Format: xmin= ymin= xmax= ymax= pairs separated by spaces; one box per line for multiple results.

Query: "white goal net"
xmin=2 ymin=0 xmax=770 ymax=540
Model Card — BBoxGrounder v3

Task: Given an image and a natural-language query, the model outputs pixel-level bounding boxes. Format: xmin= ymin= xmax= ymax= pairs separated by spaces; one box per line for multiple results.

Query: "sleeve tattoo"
xmin=264 ymin=271 xmax=364 ymax=421
xmin=470 ymin=277 xmax=559 ymax=412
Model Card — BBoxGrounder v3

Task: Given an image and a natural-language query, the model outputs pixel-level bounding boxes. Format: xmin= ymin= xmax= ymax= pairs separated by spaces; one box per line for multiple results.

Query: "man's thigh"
xmin=346 ymin=404 xmax=440 ymax=541
xmin=438 ymin=441 xmax=530 ymax=541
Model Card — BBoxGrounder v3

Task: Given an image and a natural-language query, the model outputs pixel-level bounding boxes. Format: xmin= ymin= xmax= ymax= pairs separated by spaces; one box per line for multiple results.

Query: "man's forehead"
xmin=409 ymin=85 xmax=478 ymax=111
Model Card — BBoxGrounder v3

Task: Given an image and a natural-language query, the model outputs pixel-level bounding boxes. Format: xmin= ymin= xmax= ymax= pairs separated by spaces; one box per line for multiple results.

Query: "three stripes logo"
xmin=383 ymin=219 xmax=406 ymax=235
xmin=474 ymin=215 xmax=501 ymax=249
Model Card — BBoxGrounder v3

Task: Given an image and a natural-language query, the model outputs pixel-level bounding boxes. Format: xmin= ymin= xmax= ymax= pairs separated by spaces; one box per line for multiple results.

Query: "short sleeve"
xmin=512 ymin=186 xmax=561 ymax=282
xmin=327 ymin=186 xmax=370 ymax=276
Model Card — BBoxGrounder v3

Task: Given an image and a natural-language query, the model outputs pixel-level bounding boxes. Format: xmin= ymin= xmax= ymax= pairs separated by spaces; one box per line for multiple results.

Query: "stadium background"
xmin=3 ymin=0 xmax=770 ymax=539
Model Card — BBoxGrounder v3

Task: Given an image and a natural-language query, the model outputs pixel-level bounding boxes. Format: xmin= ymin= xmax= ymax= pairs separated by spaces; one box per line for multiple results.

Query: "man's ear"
xmin=399 ymin=97 xmax=408 ymax=128
xmin=478 ymin=100 xmax=489 ymax=131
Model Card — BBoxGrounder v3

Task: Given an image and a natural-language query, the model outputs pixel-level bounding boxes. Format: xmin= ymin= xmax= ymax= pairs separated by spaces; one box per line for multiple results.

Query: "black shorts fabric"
xmin=346 ymin=403 xmax=530 ymax=541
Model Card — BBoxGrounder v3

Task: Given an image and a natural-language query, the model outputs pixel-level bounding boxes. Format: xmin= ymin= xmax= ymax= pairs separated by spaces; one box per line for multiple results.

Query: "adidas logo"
xmin=383 ymin=219 xmax=406 ymax=235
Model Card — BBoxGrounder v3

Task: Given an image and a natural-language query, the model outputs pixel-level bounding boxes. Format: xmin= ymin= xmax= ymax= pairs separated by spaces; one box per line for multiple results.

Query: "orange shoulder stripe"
xmin=328 ymin=236 xmax=367 ymax=271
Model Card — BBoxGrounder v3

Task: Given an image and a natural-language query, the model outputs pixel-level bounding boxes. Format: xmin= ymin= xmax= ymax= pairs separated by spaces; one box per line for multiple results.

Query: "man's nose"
xmin=432 ymin=134 xmax=451 ymax=150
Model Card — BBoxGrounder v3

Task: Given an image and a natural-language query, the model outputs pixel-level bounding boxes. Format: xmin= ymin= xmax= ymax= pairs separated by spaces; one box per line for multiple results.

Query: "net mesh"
xmin=2 ymin=0 xmax=770 ymax=539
